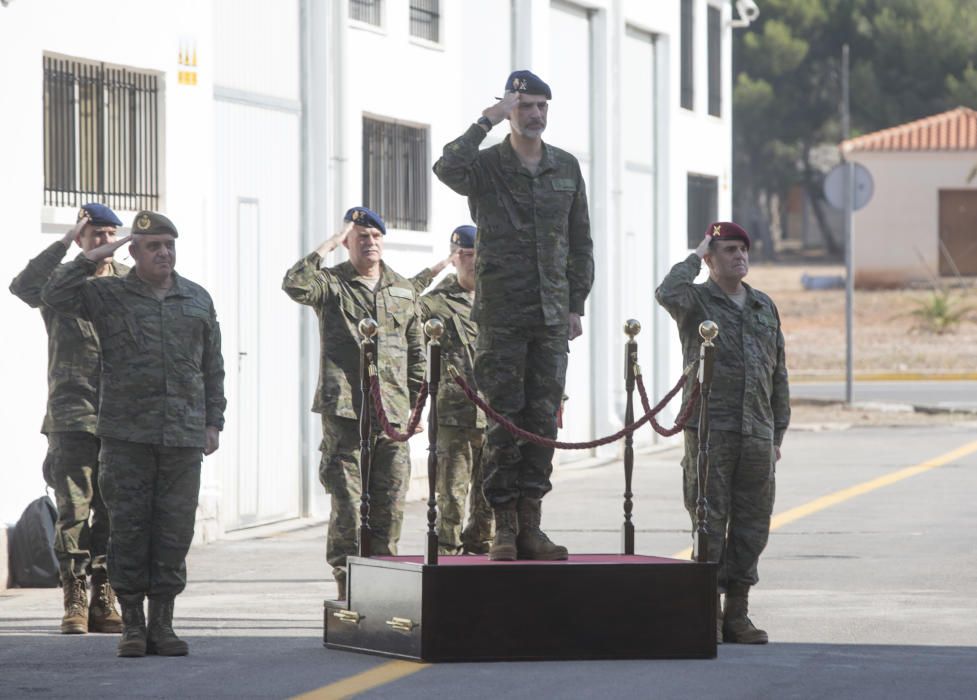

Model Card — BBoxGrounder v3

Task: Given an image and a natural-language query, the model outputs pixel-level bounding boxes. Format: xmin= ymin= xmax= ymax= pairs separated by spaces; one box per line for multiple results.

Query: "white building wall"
xmin=850 ymin=151 xmax=977 ymax=286
xmin=0 ymin=0 xmax=734 ymax=530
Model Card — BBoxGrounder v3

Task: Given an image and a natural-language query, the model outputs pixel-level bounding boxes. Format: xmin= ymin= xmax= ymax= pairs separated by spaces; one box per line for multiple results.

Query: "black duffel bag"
xmin=9 ymin=495 xmax=60 ymax=588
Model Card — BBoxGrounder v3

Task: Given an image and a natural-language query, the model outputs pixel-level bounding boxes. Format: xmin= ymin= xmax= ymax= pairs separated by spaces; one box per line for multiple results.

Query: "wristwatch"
xmin=476 ymin=116 xmax=494 ymax=132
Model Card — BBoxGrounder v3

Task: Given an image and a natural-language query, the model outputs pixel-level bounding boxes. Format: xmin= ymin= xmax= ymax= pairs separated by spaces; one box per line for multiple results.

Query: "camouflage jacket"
xmin=410 ymin=270 xmax=486 ymax=429
xmin=655 ymin=254 xmax=790 ymax=445
xmin=282 ymin=255 xmax=425 ymax=424
xmin=433 ymin=125 xmax=594 ymax=327
xmin=9 ymin=241 xmax=128 ymax=434
xmin=41 ymin=256 xmax=226 ymax=448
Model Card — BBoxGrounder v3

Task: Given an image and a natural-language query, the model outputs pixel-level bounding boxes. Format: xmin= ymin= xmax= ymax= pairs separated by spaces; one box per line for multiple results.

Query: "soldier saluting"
xmin=42 ymin=211 xmax=226 ymax=658
xmin=10 ymin=204 xmax=127 ymax=635
xmin=283 ymin=207 xmax=425 ymax=600
xmin=434 ymin=71 xmax=594 ymax=561
xmin=411 ymin=225 xmax=494 ymax=555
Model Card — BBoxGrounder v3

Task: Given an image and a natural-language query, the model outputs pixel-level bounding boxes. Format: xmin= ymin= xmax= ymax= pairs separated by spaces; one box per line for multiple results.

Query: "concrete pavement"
xmin=792 ymin=380 xmax=977 ymax=412
xmin=2 ymin=423 xmax=977 ymax=698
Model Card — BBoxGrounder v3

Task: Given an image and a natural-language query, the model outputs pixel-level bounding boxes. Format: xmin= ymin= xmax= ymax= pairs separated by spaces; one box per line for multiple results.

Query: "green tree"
xmin=733 ymin=0 xmax=977 ymax=258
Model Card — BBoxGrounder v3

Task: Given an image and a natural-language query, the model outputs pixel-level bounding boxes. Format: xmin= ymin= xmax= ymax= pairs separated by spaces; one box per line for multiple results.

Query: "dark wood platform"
xmin=323 ymin=554 xmax=717 ymax=662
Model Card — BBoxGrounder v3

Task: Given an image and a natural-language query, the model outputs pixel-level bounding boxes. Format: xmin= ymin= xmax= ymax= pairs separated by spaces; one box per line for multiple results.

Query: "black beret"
xmin=132 ymin=210 xmax=179 ymax=238
xmin=344 ymin=206 xmax=386 ymax=235
xmin=503 ymin=70 xmax=552 ymax=99
xmin=450 ymin=225 xmax=475 ymax=249
xmin=79 ymin=203 xmax=122 ymax=228
xmin=707 ymin=221 xmax=750 ymax=250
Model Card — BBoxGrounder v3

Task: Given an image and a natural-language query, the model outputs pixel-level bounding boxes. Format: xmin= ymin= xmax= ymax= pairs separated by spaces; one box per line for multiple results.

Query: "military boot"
xmin=722 ymin=583 xmax=768 ymax=644
xmin=147 ymin=597 xmax=189 ymax=656
xmin=488 ymin=502 xmax=518 ymax=561
xmin=334 ymin=569 xmax=347 ymax=601
xmin=60 ymin=577 xmax=88 ymax=634
xmin=117 ymin=594 xmax=147 ymax=658
xmin=515 ymin=497 xmax=568 ymax=560
xmin=88 ymin=570 xmax=123 ymax=633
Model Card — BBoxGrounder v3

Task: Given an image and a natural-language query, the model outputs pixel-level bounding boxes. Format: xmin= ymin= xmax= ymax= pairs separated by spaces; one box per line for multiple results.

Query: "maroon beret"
xmin=707 ymin=221 xmax=750 ymax=250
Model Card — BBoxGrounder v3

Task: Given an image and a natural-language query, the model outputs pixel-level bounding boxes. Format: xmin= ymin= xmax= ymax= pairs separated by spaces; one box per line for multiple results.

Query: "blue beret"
xmin=707 ymin=221 xmax=751 ymax=250
xmin=344 ymin=206 xmax=386 ymax=235
xmin=504 ymin=70 xmax=551 ymax=99
xmin=79 ymin=203 xmax=122 ymax=228
xmin=450 ymin=225 xmax=476 ymax=249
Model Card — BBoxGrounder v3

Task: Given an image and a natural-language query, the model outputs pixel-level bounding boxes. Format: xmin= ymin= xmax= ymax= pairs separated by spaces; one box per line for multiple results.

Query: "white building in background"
xmin=0 ymin=0 xmax=736 ymax=539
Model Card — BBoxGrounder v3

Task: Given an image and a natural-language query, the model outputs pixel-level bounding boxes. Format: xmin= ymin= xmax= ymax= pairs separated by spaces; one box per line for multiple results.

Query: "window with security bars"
xmin=410 ymin=0 xmax=440 ymax=42
xmin=680 ymin=0 xmax=694 ymax=110
xmin=707 ymin=5 xmax=722 ymax=117
xmin=350 ymin=0 xmax=382 ymax=26
xmin=43 ymin=55 xmax=160 ymax=211
xmin=687 ymin=174 xmax=718 ymax=248
xmin=362 ymin=117 xmax=429 ymax=231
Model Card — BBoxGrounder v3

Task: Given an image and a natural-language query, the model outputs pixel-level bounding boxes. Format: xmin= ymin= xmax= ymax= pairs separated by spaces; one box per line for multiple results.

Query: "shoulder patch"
xmin=388 ymin=286 xmax=414 ymax=300
xmin=551 ymin=178 xmax=577 ymax=192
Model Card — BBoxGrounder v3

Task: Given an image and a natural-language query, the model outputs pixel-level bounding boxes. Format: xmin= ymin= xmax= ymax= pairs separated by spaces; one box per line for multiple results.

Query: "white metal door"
xmin=236 ymin=198 xmax=261 ymax=521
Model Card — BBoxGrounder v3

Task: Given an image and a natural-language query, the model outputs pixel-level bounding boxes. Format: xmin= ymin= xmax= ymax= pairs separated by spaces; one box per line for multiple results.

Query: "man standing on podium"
xmin=655 ymin=222 xmax=790 ymax=645
xmin=434 ymin=70 xmax=594 ymax=561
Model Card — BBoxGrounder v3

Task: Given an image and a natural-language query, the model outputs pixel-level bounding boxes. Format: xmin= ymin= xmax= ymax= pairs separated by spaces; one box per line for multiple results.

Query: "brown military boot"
xmin=60 ymin=577 xmax=88 ymax=634
xmin=147 ymin=597 xmax=189 ymax=656
xmin=515 ymin=497 xmax=568 ymax=560
xmin=488 ymin=502 xmax=518 ymax=561
xmin=723 ymin=583 xmax=768 ymax=644
xmin=88 ymin=570 xmax=123 ymax=633
xmin=117 ymin=594 xmax=147 ymax=657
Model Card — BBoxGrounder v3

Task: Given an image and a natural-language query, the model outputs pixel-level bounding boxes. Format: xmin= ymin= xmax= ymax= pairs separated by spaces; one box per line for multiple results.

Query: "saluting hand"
xmin=315 ymin=228 xmax=350 ymax=257
xmin=62 ymin=213 xmax=90 ymax=249
xmin=482 ymin=91 xmax=521 ymax=127
xmin=694 ymin=233 xmax=713 ymax=259
xmin=84 ymin=234 xmax=131 ymax=262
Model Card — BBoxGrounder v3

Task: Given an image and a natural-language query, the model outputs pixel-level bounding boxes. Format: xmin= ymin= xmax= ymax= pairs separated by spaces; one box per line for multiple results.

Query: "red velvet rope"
xmin=449 ymin=370 xmax=694 ymax=449
xmin=635 ymin=372 xmax=700 ymax=437
xmin=369 ymin=375 xmax=429 ymax=442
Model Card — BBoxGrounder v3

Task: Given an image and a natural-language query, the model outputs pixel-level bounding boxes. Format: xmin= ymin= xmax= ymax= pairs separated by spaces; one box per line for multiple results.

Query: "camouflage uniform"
xmin=283 ymin=256 xmax=424 ymax=584
xmin=411 ymin=269 xmax=493 ymax=553
xmin=41 ymin=257 xmax=226 ymax=597
xmin=9 ymin=241 xmax=128 ymax=582
xmin=434 ymin=126 xmax=593 ymax=506
xmin=655 ymin=253 xmax=790 ymax=589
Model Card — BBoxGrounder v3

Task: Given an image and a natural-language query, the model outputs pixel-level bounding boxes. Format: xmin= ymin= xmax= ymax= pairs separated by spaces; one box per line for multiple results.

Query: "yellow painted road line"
xmin=672 ymin=438 xmax=977 ymax=559
xmin=292 ymin=660 xmax=430 ymax=700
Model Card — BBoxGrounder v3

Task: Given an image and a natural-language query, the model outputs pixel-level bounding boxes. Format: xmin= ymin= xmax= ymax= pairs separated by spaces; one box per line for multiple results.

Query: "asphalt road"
xmin=2 ymin=423 xmax=977 ymax=699
xmin=791 ymin=380 xmax=977 ymax=411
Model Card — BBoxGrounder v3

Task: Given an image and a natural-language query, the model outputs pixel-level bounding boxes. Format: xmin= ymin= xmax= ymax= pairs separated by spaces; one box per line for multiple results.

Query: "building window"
xmin=350 ymin=0 xmax=381 ymax=26
xmin=43 ymin=55 xmax=161 ymax=211
xmin=707 ymin=5 xmax=721 ymax=117
xmin=680 ymin=0 xmax=694 ymax=110
xmin=687 ymin=174 xmax=718 ymax=248
xmin=410 ymin=0 xmax=440 ymax=43
xmin=362 ymin=117 xmax=429 ymax=231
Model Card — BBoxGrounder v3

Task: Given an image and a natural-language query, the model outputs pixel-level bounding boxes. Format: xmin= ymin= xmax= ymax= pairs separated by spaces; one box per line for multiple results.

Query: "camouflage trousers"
xmin=681 ymin=429 xmax=776 ymax=589
xmin=320 ymin=415 xmax=411 ymax=585
xmin=435 ymin=425 xmax=493 ymax=553
xmin=98 ymin=438 xmax=202 ymax=598
xmin=474 ymin=323 xmax=568 ymax=507
xmin=46 ymin=432 xmax=108 ymax=582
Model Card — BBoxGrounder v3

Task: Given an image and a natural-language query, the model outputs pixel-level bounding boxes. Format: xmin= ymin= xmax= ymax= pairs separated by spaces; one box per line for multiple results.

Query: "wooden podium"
xmin=324 ymin=553 xmax=716 ymax=661
xmin=324 ymin=318 xmax=719 ymax=662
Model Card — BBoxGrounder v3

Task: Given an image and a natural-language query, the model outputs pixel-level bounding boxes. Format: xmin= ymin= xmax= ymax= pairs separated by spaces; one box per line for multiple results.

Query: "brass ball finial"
xmin=624 ymin=319 xmax=641 ymax=339
xmin=358 ymin=318 xmax=379 ymax=339
xmin=424 ymin=318 xmax=445 ymax=342
xmin=699 ymin=320 xmax=719 ymax=342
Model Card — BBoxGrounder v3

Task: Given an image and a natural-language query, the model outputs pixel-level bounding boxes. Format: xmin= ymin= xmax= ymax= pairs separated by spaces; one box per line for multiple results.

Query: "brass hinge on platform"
xmin=333 ymin=609 xmax=362 ymax=625
xmin=385 ymin=616 xmax=417 ymax=633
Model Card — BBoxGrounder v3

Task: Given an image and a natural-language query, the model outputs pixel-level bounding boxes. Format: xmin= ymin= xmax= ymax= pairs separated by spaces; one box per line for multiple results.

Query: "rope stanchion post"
xmin=622 ymin=319 xmax=640 ymax=555
xmin=423 ymin=318 xmax=445 ymax=565
xmin=357 ymin=318 xmax=379 ymax=558
xmin=694 ymin=320 xmax=718 ymax=564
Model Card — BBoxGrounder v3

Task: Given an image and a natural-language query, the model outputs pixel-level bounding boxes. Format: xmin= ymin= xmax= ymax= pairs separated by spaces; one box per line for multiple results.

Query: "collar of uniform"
xmin=110 ymin=260 xmax=129 ymax=278
xmin=704 ymin=277 xmax=761 ymax=307
xmin=499 ymin=135 xmax=555 ymax=177
xmin=337 ymin=260 xmax=399 ymax=291
xmin=432 ymin=273 xmax=470 ymax=298
xmin=123 ymin=268 xmax=190 ymax=299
